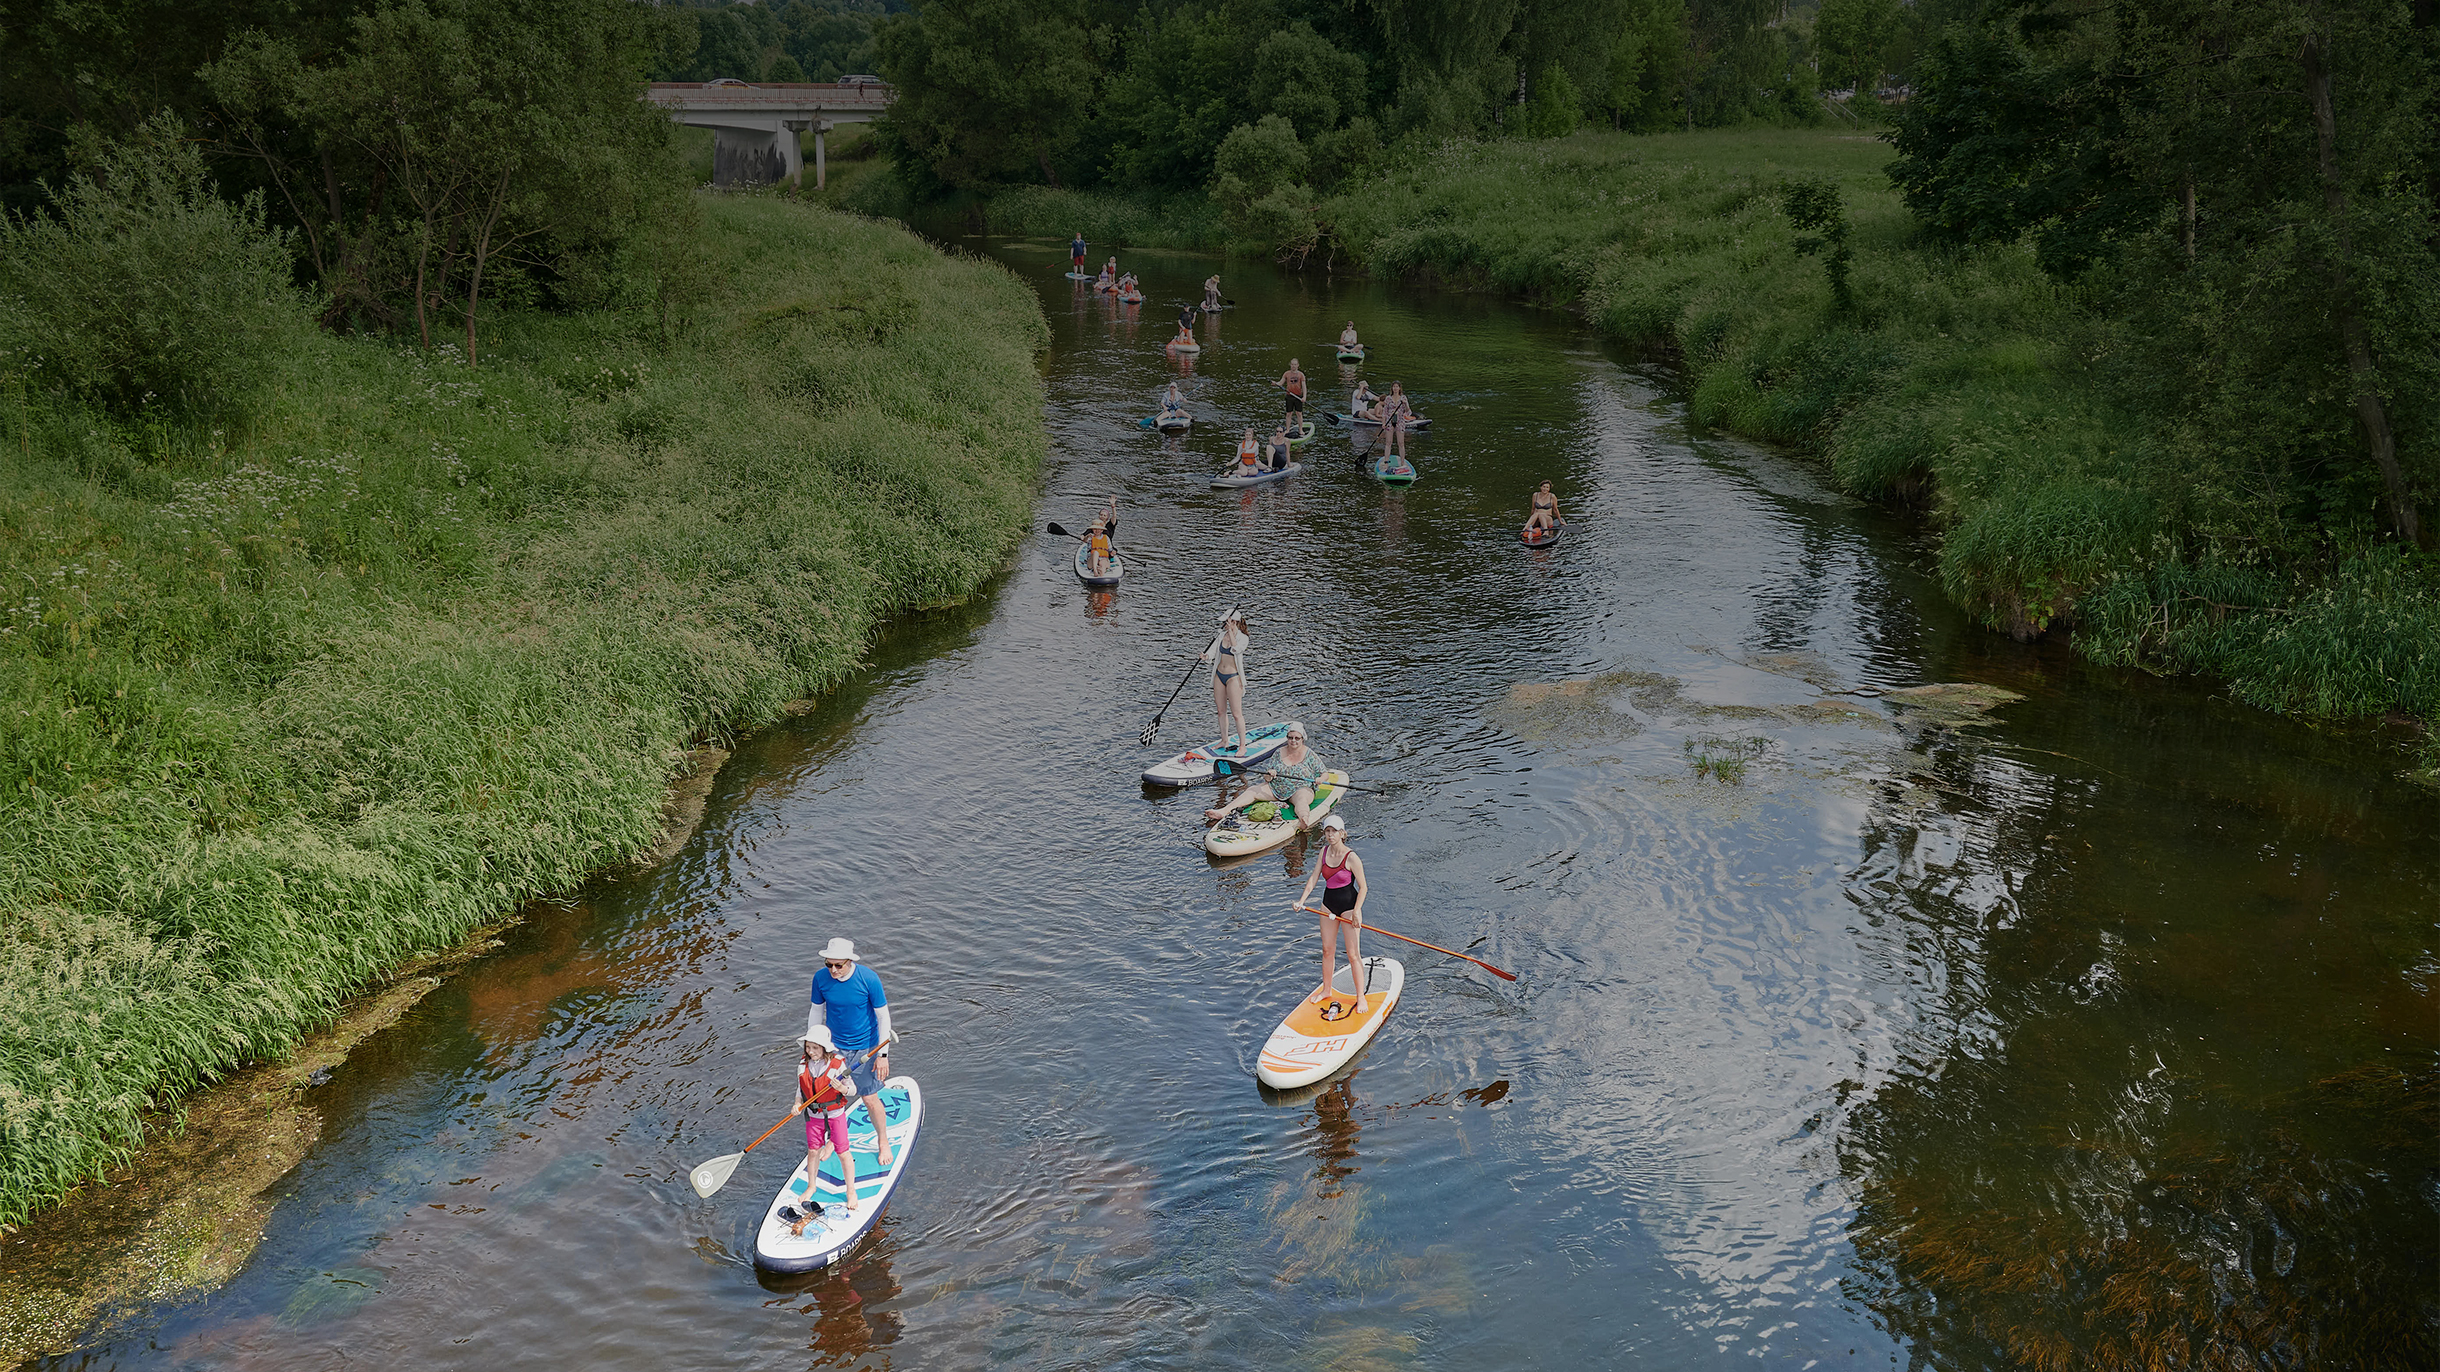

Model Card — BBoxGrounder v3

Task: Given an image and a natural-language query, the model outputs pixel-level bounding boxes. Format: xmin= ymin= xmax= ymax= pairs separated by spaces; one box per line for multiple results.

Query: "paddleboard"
xmin=1064 ymin=271 xmax=1093 ymax=280
xmin=1075 ymin=541 xmax=1123 ymax=587
xmin=1211 ymin=460 xmax=1299 ymax=488
xmin=1168 ymin=339 xmax=1203 ymax=353
xmin=1200 ymin=303 xmax=1233 ymax=312
xmin=1325 ymin=411 xmax=1432 ymax=431
xmin=1142 ymin=720 xmax=1300 ymax=786
xmin=753 ymin=1077 xmax=922 ymax=1273
xmin=1256 ymin=958 xmax=1404 ymax=1089
xmin=1284 ymin=420 xmax=1317 ymax=445
xmin=1204 ymin=769 xmax=1348 ymax=858
xmin=1521 ymin=525 xmax=1561 ymax=548
xmin=1154 ymin=414 xmax=1192 ymax=432
xmin=1373 ymin=453 xmax=1416 ymax=485
xmin=1335 ymin=346 xmax=1366 ymax=362
xmin=1119 ymin=292 xmax=1145 ymax=304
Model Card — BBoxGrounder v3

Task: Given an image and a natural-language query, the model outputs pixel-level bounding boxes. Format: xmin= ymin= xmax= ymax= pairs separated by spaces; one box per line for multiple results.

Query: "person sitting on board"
xmin=1070 ymin=231 xmax=1087 ymax=276
xmin=1296 ymin=813 xmax=1370 ymax=1015
xmin=1158 ymin=382 xmax=1190 ymax=425
xmin=1339 ymin=321 xmax=1361 ymax=352
xmin=1203 ymin=724 xmax=1329 ymax=828
xmin=1276 ymin=359 xmax=1307 ymax=430
xmin=1198 ymin=609 xmax=1252 ymax=758
xmin=1203 ymin=274 xmax=1223 ymax=310
xmin=1099 ymin=493 xmax=1121 ymax=552
xmin=1265 ymin=424 xmax=1293 ymax=472
xmin=1350 ymin=380 xmax=1379 ymax=422
xmin=782 ymin=1025 xmax=860 ymax=1232
xmin=1083 ymin=518 xmax=1113 ymax=576
xmin=1234 ymin=428 xmax=1263 ymax=476
xmin=1525 ymin=481 xmax=1564 ymax=536
xmin=808 ymin=937 xmax=897 ymax=1165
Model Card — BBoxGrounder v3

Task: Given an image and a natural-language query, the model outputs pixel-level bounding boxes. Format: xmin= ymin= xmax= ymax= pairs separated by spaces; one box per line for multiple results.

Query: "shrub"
xmin=0 ymin=116 xmax=303 ymax=422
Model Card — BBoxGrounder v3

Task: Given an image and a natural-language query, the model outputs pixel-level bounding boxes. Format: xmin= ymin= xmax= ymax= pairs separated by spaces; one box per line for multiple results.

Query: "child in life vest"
xmin=783 ymin=1026 xmax=860 ymax=1233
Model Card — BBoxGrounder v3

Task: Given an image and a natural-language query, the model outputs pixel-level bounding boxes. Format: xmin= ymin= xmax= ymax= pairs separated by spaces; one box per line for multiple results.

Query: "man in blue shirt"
xmin=808 ymin=937 xmax=897 ymax=1164
xmin=1069 ymin=232 xmax=1087 ymax=276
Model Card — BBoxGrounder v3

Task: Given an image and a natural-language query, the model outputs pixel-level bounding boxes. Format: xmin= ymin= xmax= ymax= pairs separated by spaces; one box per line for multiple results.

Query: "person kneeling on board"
xmin=1297 ymin=813 xmax=1370 ymax=1014
xmin=1204 ymin=725 xmax=1328 ymax=828
xmin=809 ymin=937 xmax=897 ymax=1164
xmin=781 ymin=1026 xmax=860 ymax=1233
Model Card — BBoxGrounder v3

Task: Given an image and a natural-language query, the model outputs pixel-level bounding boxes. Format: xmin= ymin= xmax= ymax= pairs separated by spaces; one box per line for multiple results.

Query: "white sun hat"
xmin=800 ymin=1023 xmax=836 ymax=1052
xmin=819 ymin=937 xmax=859 ymax=962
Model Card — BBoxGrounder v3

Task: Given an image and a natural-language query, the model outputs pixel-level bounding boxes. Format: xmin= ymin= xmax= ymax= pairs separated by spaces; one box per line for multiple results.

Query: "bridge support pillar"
xmin=711 ymin=117 xmax=804 ymax=189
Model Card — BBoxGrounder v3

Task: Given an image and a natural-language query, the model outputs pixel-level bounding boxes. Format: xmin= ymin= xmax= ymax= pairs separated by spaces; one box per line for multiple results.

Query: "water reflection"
xmin=758 ymin=1226 xmax=908 ymax=1366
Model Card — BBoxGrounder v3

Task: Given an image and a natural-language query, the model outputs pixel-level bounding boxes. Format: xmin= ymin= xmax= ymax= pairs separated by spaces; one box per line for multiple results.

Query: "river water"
xmin=46 ymin=247 xmax=2436 ymax=1370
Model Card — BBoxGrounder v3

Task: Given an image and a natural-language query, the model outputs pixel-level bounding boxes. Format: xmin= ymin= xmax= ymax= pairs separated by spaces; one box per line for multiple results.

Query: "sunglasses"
xmin=825 ymin=961 xmax=851 ymax=969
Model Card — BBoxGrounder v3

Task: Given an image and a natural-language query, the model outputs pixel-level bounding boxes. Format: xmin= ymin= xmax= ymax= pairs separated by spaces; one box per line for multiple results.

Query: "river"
xmin=43 ymin=245 xmax=2436 ymax=1370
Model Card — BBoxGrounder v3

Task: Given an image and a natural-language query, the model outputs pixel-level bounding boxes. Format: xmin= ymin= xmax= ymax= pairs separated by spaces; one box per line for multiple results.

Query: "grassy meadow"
xmin=1322 ymin=128 xmax=2437 ymax=734
xmin=0 ymin=196 xmax=1048 ymax=1222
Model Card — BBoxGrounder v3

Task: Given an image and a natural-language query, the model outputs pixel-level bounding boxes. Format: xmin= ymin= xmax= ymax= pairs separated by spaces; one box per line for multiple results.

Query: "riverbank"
xmin=1317 ymin=128 xmax=2435 ymax=745
xmin=0 ymin=195 xmax=1049 ymax=1237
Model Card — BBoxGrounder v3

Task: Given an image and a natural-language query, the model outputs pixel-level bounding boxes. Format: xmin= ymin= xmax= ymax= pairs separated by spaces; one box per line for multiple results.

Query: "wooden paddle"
xmin=1295 ymin=905 xmax=1519 ymax=982
xmin=689 ymin=1042 xmax=888 ymax=1198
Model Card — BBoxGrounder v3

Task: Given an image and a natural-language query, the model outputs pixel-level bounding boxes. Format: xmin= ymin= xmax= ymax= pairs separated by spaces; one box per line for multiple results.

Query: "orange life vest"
xmin=799 ymin=1056 xmax=850 ymax=1111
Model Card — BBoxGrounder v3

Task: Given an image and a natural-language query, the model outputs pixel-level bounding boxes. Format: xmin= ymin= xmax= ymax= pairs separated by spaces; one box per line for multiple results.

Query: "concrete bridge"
xmin=644 ymin=81 xmax=892 ymax=190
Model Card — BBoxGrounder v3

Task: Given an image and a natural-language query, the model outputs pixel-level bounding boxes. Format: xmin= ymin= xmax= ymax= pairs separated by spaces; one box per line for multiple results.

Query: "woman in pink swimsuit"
xmin=1296 ymin=813 xmax=1369 ymax=1012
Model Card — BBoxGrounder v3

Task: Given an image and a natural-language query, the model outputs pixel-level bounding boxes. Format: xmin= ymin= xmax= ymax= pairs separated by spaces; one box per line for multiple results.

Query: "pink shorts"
xmin=804 ymin=1109 xmax=849 ymax=1155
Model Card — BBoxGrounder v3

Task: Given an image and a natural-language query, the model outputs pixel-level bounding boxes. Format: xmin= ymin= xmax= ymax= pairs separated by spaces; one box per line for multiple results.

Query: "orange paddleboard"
xmin=1255 ymin=957 xmax=1404 ymax=1088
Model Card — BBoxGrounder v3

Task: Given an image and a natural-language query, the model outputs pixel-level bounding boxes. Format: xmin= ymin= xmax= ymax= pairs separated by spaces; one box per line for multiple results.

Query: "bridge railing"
xmin=644 ymin=82 xmax=892 ymax=113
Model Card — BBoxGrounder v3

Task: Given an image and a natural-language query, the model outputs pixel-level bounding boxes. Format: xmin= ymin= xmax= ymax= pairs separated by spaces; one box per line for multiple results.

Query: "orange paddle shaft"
xmin=1296 ymin=906 xmax=1519 ymax=981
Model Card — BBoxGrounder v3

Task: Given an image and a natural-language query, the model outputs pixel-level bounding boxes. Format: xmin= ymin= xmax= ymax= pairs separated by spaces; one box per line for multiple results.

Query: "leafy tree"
xmin=1212 ymin=112 xmax=1318 ymax=253
xmin=1814 ymin=0 xmax=1899 ymax=92
xmin=873 ymin=0 xmax=1100 ymax=190
xmin=1249 ymin=23 xmax=1370 ymax=140
xmin=1781 ymin=174 xmax=1853 ymax=309
xmin=1522 ymin=63 xmax=1582 ymax=136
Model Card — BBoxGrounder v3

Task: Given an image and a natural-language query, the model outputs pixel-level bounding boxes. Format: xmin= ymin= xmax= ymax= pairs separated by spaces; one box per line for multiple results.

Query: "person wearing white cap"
xmin=1295 ymin=814 xmax=1370 ymax=1013
xmin=808 ymin=937 xmax=897 ymax=1164
xmin=1200 ymin=608 xmax=1251 ymax=759
xmin=782 ymin=1025 xmax=859 ymax=1233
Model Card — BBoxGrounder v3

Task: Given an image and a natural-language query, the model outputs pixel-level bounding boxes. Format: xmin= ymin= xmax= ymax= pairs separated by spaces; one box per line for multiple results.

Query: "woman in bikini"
xmin=1296 ymin=813 xmax=1369 ymax=1013
xmin=1525 ymin=480 xmax=1563 ymax=535
xmin=1379 ymin=382 xmax=1414 ymax=459
xmin=1200 ymin=609 xmax=1251 ymax=758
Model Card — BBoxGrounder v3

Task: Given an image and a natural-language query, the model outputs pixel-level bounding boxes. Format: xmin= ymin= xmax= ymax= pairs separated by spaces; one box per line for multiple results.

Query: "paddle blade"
xmin=690 ymin=1150 xmax=744 ymax=1198
xmin=1046 ymin=522 xmax=1073 ymax=537
xmin=1138 ymin=417 xmax=1155 ymax=428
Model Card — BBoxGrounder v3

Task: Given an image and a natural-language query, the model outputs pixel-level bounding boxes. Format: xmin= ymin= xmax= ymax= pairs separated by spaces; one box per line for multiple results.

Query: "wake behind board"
xmin=1075 ymin=542 xmax=1123 ymax=588
xmin=1256 ymin=958 xmax=1404 ymax=1089
xmin=1205 ymin=770 xmax=1348 ymax=858
xmin=1142 ymin=720 xmax=1300 ymax=786
xmin=753 ymin=1077 xmax=922 ymax=1273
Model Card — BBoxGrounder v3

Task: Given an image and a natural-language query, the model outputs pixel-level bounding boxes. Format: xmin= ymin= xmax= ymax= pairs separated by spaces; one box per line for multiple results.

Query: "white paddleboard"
xmin=1168 ymin=340 xmax=1203 ymax=353
xmin=1204 ymin=770 xmax=1347 ymax=858
xmin=752 ymin=1077 xmax=922 ymax=1273
xmin=1211 ymin=461 xmax=1299 ymax=489
xmin=1075 ymin=541 xmax=1122 ymax=587
xmin=1256 ymin=957 xmax=1404 ymax=1088
xmin=1142 ymin=720 xmax=1300 ymax=786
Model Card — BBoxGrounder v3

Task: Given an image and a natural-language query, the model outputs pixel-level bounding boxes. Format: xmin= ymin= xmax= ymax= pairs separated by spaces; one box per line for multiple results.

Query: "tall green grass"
xmin=1321 ymin=129 xmax=2436 ymax=727
xmin=0 ymin=196 xmax=1048 ymax=1222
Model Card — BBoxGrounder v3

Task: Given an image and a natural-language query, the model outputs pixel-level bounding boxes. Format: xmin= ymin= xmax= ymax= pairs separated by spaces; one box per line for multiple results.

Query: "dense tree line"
xmin=651 ymin=0 xmax=900 ymax=85
xmin=868 ymin=0 xmax=1860 ymax=202
xmin=1890 ymin=0 xmax=2436 ymax=546
xmin=0 ymin=0 xmax=695 ymax=367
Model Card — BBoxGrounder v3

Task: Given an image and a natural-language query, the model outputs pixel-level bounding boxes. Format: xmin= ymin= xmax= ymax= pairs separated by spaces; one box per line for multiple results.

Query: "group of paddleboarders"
xmin=1188 ymin=618 xmax=1377 ymax=1013
xmin=781 ymin=938 xmax=898 ymax=1236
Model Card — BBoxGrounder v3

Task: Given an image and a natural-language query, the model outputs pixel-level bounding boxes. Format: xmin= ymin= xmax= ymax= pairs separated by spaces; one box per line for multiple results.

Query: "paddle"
xmin=1296 ymin=905 xmax=1519 ymax=982
xmin=1140 ymin=642 xmax=1215 ymax=747
xmin=1212 ymin=757 xmax=1395 ymax=795
xmin=688 ymin=1041 xmax=889 ymax=1198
